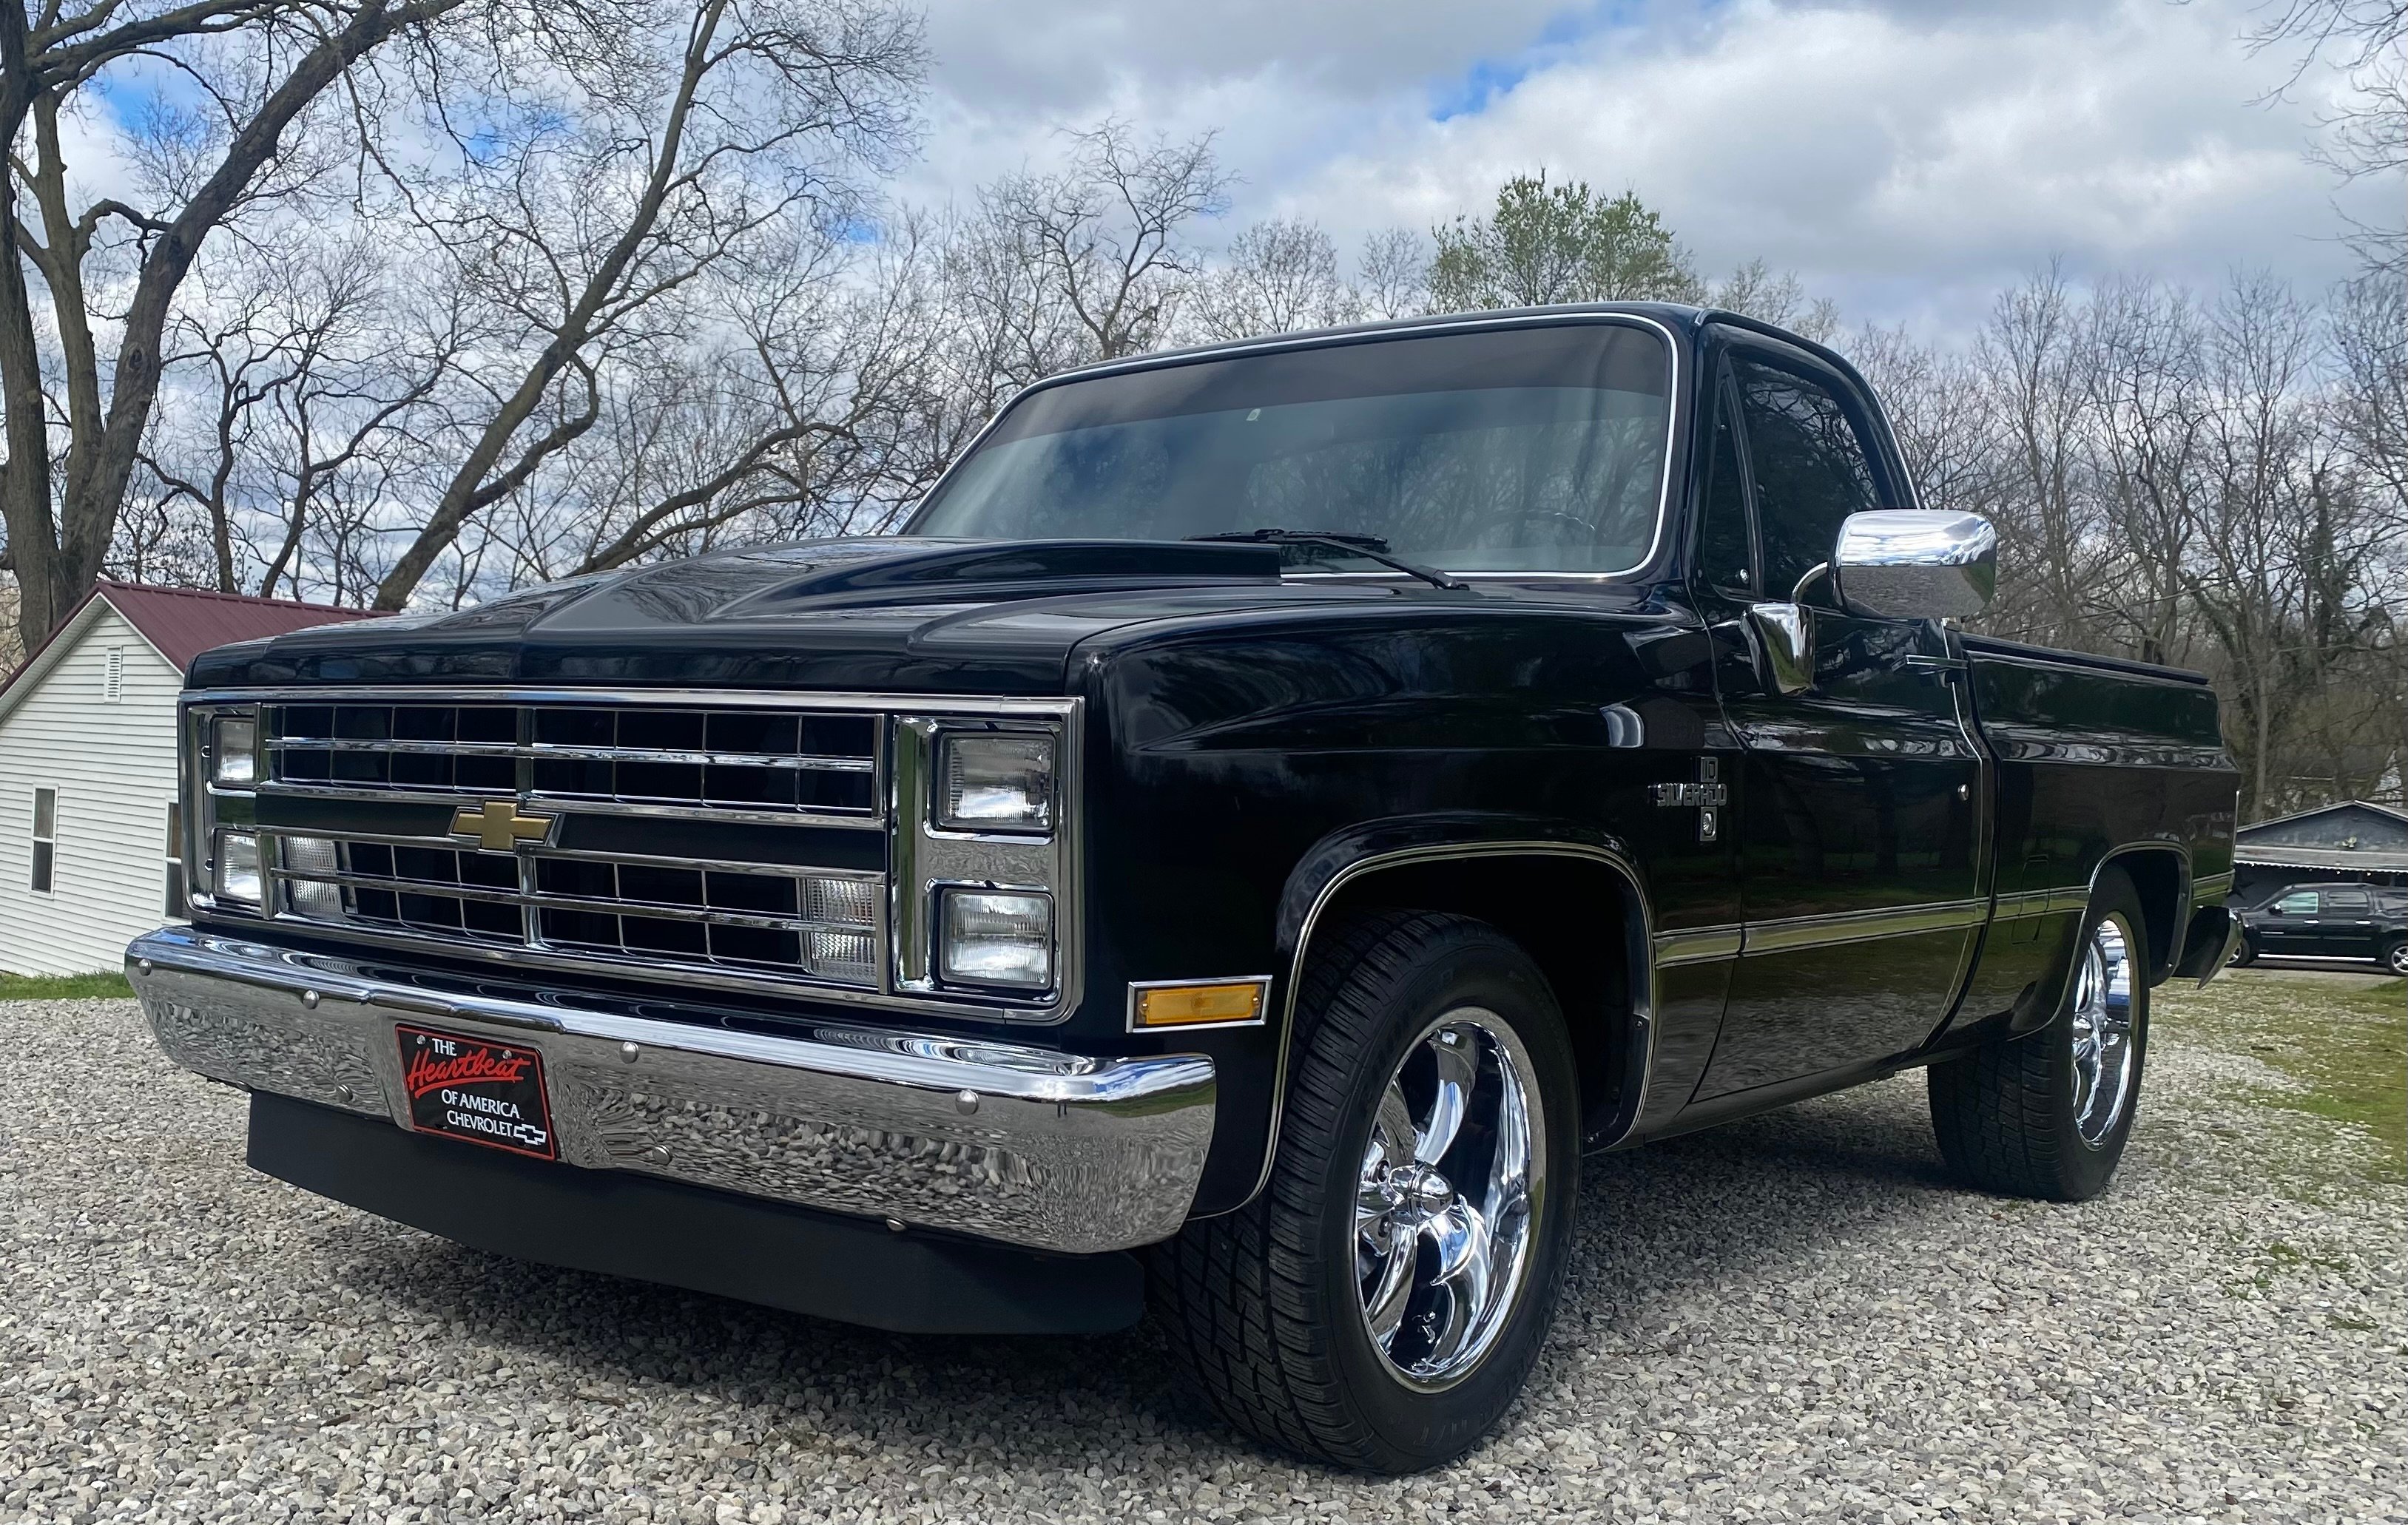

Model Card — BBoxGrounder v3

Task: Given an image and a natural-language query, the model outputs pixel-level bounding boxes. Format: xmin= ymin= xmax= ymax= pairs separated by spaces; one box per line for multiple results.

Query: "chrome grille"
xmin=272 ymin=833 xmax=883 ymax=984
xmin=185 ymin=686 xmax=1082 ymax=1020
xmin=252 ymin=697 xmax=888 ymax=992
xmin=269 ymin=702 xmax=880 ymax=822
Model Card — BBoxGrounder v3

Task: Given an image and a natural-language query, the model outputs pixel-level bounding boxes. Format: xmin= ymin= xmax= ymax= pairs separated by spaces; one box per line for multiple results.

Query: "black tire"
xmin=2231 ymin=933 xmax=2259 ymax=967
xmin=1929 ymin=867 xmax=2151 ymax=1202
xmin=2382 ymin=937 xmax=2408 ymax=978
xmin=1150 ymin=910 xmax=1582 ymax=1472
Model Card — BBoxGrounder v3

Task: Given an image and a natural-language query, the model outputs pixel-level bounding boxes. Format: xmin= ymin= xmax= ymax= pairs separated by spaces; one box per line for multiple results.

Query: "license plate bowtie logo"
xmin=450 ymin=799 xmax=556 ymax=852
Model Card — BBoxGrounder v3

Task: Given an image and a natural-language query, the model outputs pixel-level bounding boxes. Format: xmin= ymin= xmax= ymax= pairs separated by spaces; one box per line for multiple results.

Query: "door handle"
xmin=1746 ymin=602 xmax=1816 ymax=696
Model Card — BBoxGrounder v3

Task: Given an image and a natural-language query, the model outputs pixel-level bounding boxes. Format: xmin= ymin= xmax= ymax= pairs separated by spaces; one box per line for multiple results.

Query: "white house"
xmin=0 ymin=582 xmax=375 ymax=975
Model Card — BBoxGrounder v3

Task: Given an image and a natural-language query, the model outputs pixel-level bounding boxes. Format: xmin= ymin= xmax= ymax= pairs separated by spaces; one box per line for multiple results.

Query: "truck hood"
xmin=186 ymin=537 xmax=1448 ymax=694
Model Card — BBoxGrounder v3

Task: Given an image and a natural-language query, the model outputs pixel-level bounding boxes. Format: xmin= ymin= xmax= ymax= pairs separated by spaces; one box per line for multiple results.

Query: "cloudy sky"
xmin=897 ymin=0 xmax=2392 ymax=335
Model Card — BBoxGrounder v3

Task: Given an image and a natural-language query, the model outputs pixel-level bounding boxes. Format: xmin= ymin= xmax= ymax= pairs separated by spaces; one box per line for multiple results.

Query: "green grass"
xmin=2160 ymin=970 xmax=2407 ymax=1185
xmin=0 ymin=970 xmax=135 ymax=1001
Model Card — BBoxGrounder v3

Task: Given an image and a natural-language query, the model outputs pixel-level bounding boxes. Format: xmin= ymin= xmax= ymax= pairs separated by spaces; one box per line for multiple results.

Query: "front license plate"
xmin=396 ymin=1024 xmax=557 ymax=1160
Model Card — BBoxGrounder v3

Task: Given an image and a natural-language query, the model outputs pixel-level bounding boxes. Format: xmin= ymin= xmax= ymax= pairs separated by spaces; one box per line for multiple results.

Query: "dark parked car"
xmin=129 ymin=303 xmax=2244 ymax=1472
xmin=2235 ymin=882 xmax=2408 ymax=973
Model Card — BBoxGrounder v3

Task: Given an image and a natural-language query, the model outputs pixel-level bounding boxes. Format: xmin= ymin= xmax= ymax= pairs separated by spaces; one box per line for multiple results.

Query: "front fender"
xmin=1274 ymin=811 xmax=1653 ymax=961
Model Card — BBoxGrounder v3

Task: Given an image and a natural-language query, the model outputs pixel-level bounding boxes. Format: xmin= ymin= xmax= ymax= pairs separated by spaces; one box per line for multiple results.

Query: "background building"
xmin=2232 ymin=801 xmax=2408 ymax=907
xmin=0 ymin=583 xmax=375 ymax=975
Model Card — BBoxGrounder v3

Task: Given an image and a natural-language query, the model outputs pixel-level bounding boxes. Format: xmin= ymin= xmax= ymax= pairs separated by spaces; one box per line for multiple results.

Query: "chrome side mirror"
xmin=1832 ymin=510 xmax=1997 ymax=619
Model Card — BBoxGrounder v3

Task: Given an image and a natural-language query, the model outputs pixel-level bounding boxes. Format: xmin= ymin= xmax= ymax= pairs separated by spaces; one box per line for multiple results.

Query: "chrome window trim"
xmin=906 ymin=310 xmax=1687 ymax=585
xmin=178 ymin=687 xmax=1086 ymax=1025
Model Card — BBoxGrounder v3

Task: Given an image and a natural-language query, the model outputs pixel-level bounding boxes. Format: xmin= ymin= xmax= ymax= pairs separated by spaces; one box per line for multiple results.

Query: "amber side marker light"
xmin=1128 ymin=978 xmax=1272 ymax=1031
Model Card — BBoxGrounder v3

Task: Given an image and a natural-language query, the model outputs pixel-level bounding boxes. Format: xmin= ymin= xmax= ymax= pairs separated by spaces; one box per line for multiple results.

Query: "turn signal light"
xmin=1130 ymin=980 xmax=1269 ymax=1030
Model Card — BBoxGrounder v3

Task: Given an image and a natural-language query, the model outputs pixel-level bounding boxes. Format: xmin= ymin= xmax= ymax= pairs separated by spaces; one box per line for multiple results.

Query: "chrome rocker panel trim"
xmin=127 ymin=927 xmax=1214 ymax=1256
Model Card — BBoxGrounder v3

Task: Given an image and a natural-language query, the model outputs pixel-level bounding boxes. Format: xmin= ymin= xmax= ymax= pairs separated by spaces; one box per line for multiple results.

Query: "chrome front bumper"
xmin=127 ymin=927 xmax=1215 ymax=1254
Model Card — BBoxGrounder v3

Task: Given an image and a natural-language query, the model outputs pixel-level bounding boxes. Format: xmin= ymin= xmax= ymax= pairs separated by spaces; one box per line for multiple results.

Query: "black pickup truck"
xmin=130 ymin=303 xmax=2243 ymax=1472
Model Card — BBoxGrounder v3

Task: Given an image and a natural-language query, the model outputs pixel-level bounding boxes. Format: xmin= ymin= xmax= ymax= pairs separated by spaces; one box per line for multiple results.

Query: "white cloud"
xmin=908 ymin=0 xmax=2394 ymax=334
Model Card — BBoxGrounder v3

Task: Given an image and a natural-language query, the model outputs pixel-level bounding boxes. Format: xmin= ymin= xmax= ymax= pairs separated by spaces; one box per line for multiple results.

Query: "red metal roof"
xmin=92 ymin=579 xmax=380 ymax=672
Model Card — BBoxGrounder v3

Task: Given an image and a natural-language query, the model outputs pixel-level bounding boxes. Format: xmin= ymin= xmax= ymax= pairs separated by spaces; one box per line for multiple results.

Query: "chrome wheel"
xmin=2069 ymin=913 xmax=2137 ymax=1148
xmin=1354 ymin=1008 xmax=1546 ymax=1390
xmin=2386 ymin=941 xmax=2408 ymax=977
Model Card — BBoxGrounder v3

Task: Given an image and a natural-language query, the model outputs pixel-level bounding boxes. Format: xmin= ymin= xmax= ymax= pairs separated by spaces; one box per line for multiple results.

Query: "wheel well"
xmin=2102 ymin=848 xmax=2185 ymax=984
xmin=1308 ymin=853 xmax=1643 ymax=1140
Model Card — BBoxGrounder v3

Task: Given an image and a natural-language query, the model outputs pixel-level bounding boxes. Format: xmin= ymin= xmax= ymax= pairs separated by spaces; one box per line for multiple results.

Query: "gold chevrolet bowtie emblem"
xmin=451 ymin=800 xmax=557 ymax=853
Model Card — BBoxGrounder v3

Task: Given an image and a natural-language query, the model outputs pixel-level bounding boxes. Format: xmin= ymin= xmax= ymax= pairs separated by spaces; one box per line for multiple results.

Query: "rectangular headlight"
xmin=937 ymin=733 xmax=1054 ymax=833
xmin=212 ymin=714 xmax=258 ymax=786
xmin=215 ymin=830 xmax=262 ymax=905
xmin=938 ymin=888 xmax=1053 ymax=989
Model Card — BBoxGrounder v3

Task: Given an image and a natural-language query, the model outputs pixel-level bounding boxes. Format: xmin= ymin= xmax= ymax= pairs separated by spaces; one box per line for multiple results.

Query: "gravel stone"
xmin=1 ymin=984 xmax=2399 ymax=1524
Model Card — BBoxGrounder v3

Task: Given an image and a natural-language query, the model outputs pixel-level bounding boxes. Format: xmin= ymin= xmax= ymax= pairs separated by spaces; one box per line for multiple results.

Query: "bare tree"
xmin=129 ymin=231 xmax=461 ymax=598
xmin=1713 ymin=259 xmax=1840 ymax=343
xmin=980 ymin=121 xmax=1231 ymax=364
xmin=1973 ymin=264 xmax=2104 ymax=649
xmin=2078 ymin=275 xmax=2207 ymax=663
xmin=2238 ymin=0 xmax=2407 ymax=278
xmin=483 ymin=212 xmax=958 ymax=581
xmin=1188 ymin=217 xmax=1356 ymax=342
xmin=362 ymin=0 xmax=925 ymax=609
xmin=1849 ymin=321 xmax=2002 ymax=522
xmin=1354 ymin=227 xmax=1429 ymax=320
xmin=0 ymin=0 xmax=491 ymax=646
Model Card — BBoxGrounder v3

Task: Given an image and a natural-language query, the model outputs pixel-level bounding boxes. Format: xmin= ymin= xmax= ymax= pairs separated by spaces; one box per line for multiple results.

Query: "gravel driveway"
xmin=3 ymin=980 xmax=2400 ymax=1524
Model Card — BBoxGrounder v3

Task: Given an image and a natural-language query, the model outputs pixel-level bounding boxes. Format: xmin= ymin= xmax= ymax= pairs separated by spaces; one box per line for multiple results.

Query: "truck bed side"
xmin=1946 ymin=635 xmax=2239 ymax=1042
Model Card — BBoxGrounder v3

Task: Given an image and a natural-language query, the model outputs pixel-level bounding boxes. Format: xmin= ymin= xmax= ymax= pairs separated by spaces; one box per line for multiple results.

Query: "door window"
xmin=1695 ymin=377 xmax=1756 ymax=593
xmin=2320 ymin=887 xmax=2371 ymax=913
xmin=1730 ymin=355 xmax=1881 ymax=601
xmin=2273 ymin=890 xmax=2319 ymax=915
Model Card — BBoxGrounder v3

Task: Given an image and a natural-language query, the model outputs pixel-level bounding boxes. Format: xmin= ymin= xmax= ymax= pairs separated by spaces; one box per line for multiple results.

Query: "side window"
xmin=2273 ymin=890 xmax=2319 ymax=915
xmin=30 ymin=787 xmax=57 ymax=894
xmin=2321 ymin=887 xmax=2370 ymax=913
xmin=1730 ymin=355 xmax=1880 ymax=601
xmin=1695 ymin=376 xmax=1755 ymax=593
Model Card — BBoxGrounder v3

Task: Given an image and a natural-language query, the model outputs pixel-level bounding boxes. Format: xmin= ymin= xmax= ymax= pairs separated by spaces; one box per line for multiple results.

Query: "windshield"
xmin=908 ymin=322 xmax=1673 ymax=575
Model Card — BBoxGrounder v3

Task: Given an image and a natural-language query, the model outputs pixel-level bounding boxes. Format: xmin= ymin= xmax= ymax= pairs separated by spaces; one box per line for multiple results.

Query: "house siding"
xmin=0 ymin=606 xmax=183 ymax=976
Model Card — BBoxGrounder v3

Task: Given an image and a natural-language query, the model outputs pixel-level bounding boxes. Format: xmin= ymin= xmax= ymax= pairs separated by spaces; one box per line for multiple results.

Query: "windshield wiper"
xmin=1187 ymin=529 xmax=1468 ymax=591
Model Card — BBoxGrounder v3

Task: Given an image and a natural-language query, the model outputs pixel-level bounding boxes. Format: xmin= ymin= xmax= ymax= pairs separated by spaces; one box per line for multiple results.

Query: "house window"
xmin=103 ymin=646 xmax=124 ymax=703
xmin=165 ymin=801 xmax=187 ymax=919
xmin=30 ymin=788 xmax=57 ymax=894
